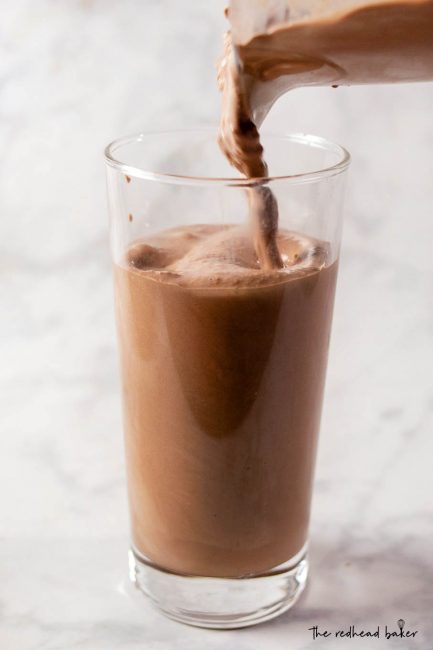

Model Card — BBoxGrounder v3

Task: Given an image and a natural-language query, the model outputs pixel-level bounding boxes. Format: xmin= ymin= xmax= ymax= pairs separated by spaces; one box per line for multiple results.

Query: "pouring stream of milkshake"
xmin=217 ymin=32 xmax=283 ymax=270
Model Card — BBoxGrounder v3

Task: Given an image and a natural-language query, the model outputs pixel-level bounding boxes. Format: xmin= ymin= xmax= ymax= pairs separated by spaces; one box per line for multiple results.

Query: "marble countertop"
xmin=1 ymin=1 xmax=432 ymax=648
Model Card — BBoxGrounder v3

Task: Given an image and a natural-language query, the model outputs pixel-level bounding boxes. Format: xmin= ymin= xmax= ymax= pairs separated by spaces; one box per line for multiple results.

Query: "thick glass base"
xmin=129 ymin=545 xmax=308 ymax=629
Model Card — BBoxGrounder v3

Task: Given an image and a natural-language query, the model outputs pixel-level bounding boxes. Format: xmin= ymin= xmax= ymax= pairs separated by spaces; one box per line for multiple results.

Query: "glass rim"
xmin=104 ymin=128 xmax=351 ymax=187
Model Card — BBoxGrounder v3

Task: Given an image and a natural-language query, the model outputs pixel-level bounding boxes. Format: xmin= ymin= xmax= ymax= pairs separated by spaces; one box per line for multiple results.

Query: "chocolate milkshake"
xmin=107 ymin=0 xmax=433 ymax=626
xmin=114 ymin=224 xmax=338 ymax=577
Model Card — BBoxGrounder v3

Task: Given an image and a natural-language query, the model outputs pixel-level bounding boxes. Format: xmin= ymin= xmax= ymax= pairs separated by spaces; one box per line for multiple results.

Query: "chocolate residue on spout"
xmin=217 ymin=32 xmax=283 ymax=270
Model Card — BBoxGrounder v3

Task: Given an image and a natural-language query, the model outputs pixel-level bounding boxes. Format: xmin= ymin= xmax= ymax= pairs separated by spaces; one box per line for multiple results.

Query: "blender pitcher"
xmin=228 ymin=0 xmax=433 ymax=124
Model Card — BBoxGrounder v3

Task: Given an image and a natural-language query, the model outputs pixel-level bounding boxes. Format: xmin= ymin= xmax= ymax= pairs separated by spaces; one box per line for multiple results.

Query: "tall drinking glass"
xmin=105 ymin=129 xmax=350 ymax=628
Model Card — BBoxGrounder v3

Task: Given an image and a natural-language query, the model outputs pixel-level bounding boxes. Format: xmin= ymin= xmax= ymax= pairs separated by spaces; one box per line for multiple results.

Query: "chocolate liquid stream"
xmin=217 ymin=33 xmax=283 ymax=271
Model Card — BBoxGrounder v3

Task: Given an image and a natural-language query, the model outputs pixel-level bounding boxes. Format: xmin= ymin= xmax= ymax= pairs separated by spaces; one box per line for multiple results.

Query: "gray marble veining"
xmin=1 ymin=1 xmax=432 ymax=648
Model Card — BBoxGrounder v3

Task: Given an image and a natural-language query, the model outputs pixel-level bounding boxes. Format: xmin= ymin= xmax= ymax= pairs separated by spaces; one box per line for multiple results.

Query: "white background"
xmin=1 ymin=1 xmax=432 ymax=648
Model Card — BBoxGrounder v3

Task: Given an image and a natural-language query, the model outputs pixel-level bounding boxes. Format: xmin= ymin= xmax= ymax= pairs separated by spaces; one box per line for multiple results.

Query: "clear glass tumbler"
xmin=105 ymin=129 xmax=350 ymax=629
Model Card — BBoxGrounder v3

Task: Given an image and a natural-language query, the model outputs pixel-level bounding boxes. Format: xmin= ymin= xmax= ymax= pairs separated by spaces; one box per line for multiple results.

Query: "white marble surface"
xmin=1 ymin=1 xmax=433 ymax=648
